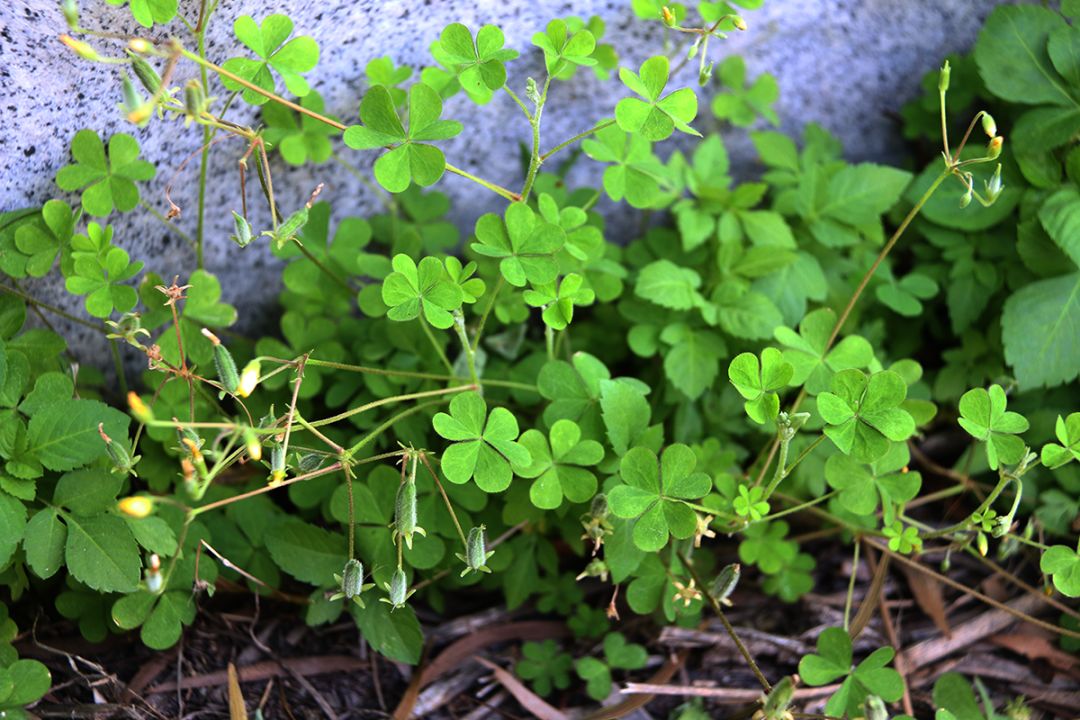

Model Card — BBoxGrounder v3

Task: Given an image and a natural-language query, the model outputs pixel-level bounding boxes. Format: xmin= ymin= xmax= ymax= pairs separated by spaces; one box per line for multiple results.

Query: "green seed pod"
xmin=940 ymin=548 xmax=952 ymax=573
xmin=698 ymin=60 xmax=714 ymax=87
xmin=126 ymin=50 xmax=161 ymax=94
xmin=938 ymin=59 xmax=951 ymax=93
xmin=202 ymin=329 xmax=240 ymax=393
xmin=99 ymin=423 xmax=135 ymax=475
xmin=272 ymin=207 xmax=310 ymax=250
xmin=383 ymin=568 xmax=411 ymax=609
xmin=392 ymin=475 xmax=425 ymax=549
xmin=341 ymin=559 xmax=364 ymax=598
xmin=762 ymin=676 xmax=794 ymax=717
xmin=981 ymin=112 xmax=997 ymax=138
xmin=61 ymin=0 xmax=79 ymax=29
xmin=959 ymin=186 xmax=973 ymax=209
xmin=976 ymin=530 xmax=989 ymax=557
xmin=184 ymin=79 xmax=206 ymax=120
xmin=121 ymin=72 xmax=143 ymax=113
xmin=269 ymin=443 xmax=285 ymax=484
xmin=984 ymin=163 xmax=1003 ymax=203
xmin=709 ymin=563 xmax=741 ymax=606
xmin=589 ymin=493 xmax=609 ymax=520
xmin=466 ymin=525 xmax=488 ymax=569
xmin=230 ymin=211 xmax=254 ymax=248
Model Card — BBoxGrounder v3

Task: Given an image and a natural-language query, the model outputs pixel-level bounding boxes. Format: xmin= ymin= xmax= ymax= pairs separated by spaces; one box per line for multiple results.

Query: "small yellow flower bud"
xmin=118 ymin=496 xmax=154 ymax=518
xmin=60 ymin=35 xmax=101 ymax=62
xmin=939 ymin=60 xmax=951 ymax=93
xmin=237 ymin=360 xmax=260 ymax=398
xmin=732 ymin=16 xmax=747 ymax=31
xmin=986 ymin=135 xmax=1003 ymax=160
xmin=128 ymin=38 xmax=152 ymax=54
xmin=127 ymin=391 xmax=154 ymax=424
xmin=661 ymin=6 xmax=676 ymax=26
xmin=244 ymin=428 xmax=262 ymax=462
xmin=981 ymin=112 xmax=997 ymax=138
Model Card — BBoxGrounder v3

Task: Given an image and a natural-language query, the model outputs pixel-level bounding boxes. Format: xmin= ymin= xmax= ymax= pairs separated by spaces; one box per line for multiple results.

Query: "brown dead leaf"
xmin=991 ymin=632 xmax=1080 ymax=675
xmin=901 ymin=565 xmax=951 ymax=638
xmin=474 ymin=656 xmax=569 ymax=720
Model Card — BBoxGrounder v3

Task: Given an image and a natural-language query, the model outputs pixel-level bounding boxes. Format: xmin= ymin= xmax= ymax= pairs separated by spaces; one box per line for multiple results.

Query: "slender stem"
xmin=520 ymin=77 xmax=552 ymax=202
xmin=291 ymin=237 xmax=352 ymax=293
xmin=0 ymin=284 xmax=107 ymax=333
xmin=110 ymin=340 xmax=129 ymax=395
xmin=193 ymin=461 xmax=341 ymax=515
xmin=502 ymin=85 xmax=532 ymax=122
xmin=923 ymin=472 xmax=1014 ymax=539
xmin=310 ymin=385 xmax=476 ymax=428
xmin=541 ymin=119 xmax=616 ymax=162
xmin=175 ymin=44 xmax=520 ymax=202
xmin=420 ymin=453 xmax=468 ymax=549
xmin=452 ymin=312 xmax=478 ymax=385
xmin=344 ymin=463 xmax=356 ymax=559
xmin=279 ymin=355 xmax=307 ymax=468
xmin=843 ymin=540 xmax=861 ymax=632
xmin=140 ymin=199 xmax=196 ymax=250
xmin=345 ymin=399 xmax=449 ymax=457
xmin=472 ymin=276 xmax=504 ymax=354
xmin=677 ymin=549 xmax=771 ymax=692
xmin=762 ymin=431 xmax=791 ymax=498
xmin=420 ymin=321 xmax=454 ymax=374
xmin=757 ymin=490 xmax=838 ymax=523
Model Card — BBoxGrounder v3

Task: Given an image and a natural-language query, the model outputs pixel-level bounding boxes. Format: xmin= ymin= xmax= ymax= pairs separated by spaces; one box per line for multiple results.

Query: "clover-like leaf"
xmin=14 ymin=199 xmax=77 ymax=277
xmin=825 ymin=442 xmax=921 ymax=525
xmin=221 ymin=14 xmax=319 ymax=105
xmin=738 ymin=521 xmax=797 ymax=574
xmin=616 ymin=56 xmax=699 ymax=141
xmin=104 ymin=0 xmax=177 ymax=28
xmin=262 ymin=91 xmax=339 ymax=165
xmin=574 ymin=632 xmax=648 ymax=700
xmin=55 ymin=130 xmax=155 ymax=217
xmin=433 ymin=392 xmax=531 ymax=492
xmin=711 ymin=55 xmax=779 ymax=127
xmin=366 ymin=56 xmax=413 ymax=107
xmin=532 ymin=19 xmax=597 ymax=76
xmin=523 ymin=273 xmax=595 ymax=330
xmin=607 ymin=444 xmax=711 ymax=552
xmin=883 ymin=520 xmax=922 ymax=554
xmin=516 ymin=639 xmax=573 ymax=697
xmin=381 ymin=254 xmax=463 ymax=329
xmin=344 ymin=83 xmax=462 ymax=193
xmin=728 ymin=348 xmax=793 ymax=424
xmin=434 ymin=23 xmax=519 ymax=96
xmin=818 ymin=369 xmax=915 ymax=463
xmin=471 ymin=202 xmax=565 ymax=287
xmin=1041 ymin=545 xmax=1080 ymax=598
xmin=582 ymin=122 xmax=672 ymax=208
xmin=733 ymin=485 xmax=769 ymax=521
xmin=64 ymin=222 xmax=143 ymax=318
xmin=799 ymin=627 xmax=905 ymax=718
xmin=774 ymin=308 xmax=874 ymax=395
xmin=958 ymin=385 xmax=1029 ymax=470
xmin=1041 ymin=412 xmax=1080 ymax=469
xmin=517 ymin=419 xmax=604 ymax=509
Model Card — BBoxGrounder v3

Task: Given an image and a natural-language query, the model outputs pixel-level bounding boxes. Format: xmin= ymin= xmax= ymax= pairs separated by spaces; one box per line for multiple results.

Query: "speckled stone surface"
xmin=0 ymin=0 xmax=1002 ymax=367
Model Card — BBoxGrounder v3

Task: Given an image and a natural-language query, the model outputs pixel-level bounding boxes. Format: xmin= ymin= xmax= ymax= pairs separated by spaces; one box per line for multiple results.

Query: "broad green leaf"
xmin=974 ymin=5 xmax=1075 ymax=107
xmin=64 ymin=513 xmax=140 ymax=593
xmin=264 ymin=517 xmax=347 ymax=586
xmin=1001 ymin=273 xmax=1080 ymax=389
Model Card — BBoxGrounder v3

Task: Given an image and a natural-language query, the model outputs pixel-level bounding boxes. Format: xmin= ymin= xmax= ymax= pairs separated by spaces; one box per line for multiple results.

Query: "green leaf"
xmin=517 ymin=419 xmax=603 ymax=509
xmin=0 ymin=658 xmax=51 ymax=707
xmin=433 ymin=392 xmax=530 ymax=492
xmin=532 ymin=19 xmax=597 ymax=76
xmin=262 ymin=91 xmax=339 ymax=165
xmin=775 ymin=308 xmax=874 ymax=394
xmin=221 ymin=14 xmax=320 ymax=105
xmin=727 ymin=348 xmax=793 ymax=424
xmin=583 ymin=123 xmax=671 ymax=209
xmin=434 ymin=23 xmax=518 ymax=95
xmin=711 ymin=55 xmax=779 ymax=127
xmin=265 ymin=518 xmax=347 ymax=586
xmin=105 ymin=0 xmax=177 ymax=28
xmin=974 ymin=5 xmax=1075 ymax=107
xmin=1041 ymin=413 xmax=1080 ymax=468
xmin=957 ymin=385 xmax=1029 ymax=470
xmin=661 ymin=324 xmax=726 ymax=399
xmin=381 ymin=254 xmax=463 ymax=328
xmin=1002 ymin=272 xmax=1080 ymax=390
xmin=819 ymin=370 xmax=915 ymax=462
xmin=0 ymin=490 xmax=27 ymax=568
xmin=819 ymin=164 xmax=912 ymax=226
xmin=64 ymin=513 xmax=140 ymax=593
xmin=616 ymin=56 xmax=699 ymax=141
xmin=53 ymin=469 xmax=123 ymax=516
xmin=55 ymin=131 xmax=154 ymax=217
xmin=1041 ymin=545 xmax=1080 ymax=597
xmin=800 ymin=627 xmax=903 ymax=717
xmin=599 ymin=379 xmax=650 ymax=456
xmin=472 ymin=202 xmax=564 ymax=288
xmin=635 ymin=259 xmax=702 ymax=310
xmin=350 ymin=600 xmax=423 ymax=664
xmin=799 ymin=627 xmax=852 ymax=685
xmin=343 ymin=84 xmax=461 ymax=193
xmin=23 ymin=508 xmax=66 ymax=579
xmin=14 ymin=200 xmax=76 ymax=278
xmin=26 ymin=400 xmax=129 ymax=472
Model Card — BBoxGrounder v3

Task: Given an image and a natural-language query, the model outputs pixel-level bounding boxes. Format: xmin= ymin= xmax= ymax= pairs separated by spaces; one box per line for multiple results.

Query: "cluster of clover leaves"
xmin=0 ymin=1 xmax=1075 ymax=718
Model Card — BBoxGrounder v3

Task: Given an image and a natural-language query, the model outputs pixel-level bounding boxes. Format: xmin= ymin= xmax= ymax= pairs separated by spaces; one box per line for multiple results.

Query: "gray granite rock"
xmin=0 ymin=0 xmax=1003 ymax=368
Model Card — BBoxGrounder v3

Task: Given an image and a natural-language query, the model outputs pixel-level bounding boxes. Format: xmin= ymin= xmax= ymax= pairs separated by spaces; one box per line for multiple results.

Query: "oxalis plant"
xmin=0 ymin=0 xmax=1076 ymax=716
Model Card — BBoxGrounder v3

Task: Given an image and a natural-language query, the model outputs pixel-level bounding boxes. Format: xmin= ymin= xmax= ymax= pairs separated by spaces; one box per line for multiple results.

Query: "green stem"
xmin=502 ymin=85 xmax=532 ymax=122
xmin=175 ymin=44 xmax=520 ymax=202
xmin=345 ymin=399 xmax=448 ymax=457
xmin=291 ymin=237 xmax=352 ymax=293
xmin=757 ymin=489 xmax=837 ymax=523
xmin=520 ymin=77 xmax=552 ymax=202
xmin=110 ymin=340 xmax=129 ymax=396
xmin=0 ymin=284 xmax=107 ymax=333
xmin=541 ymin=119 xmax=617 ymax=162
xmin=420 ymin=321 xmax=454 ymax=374
xmin=452 ymin=311 xmax=479 ymax=385
xmin=310 ymin=385 xmax=475 ymax=429
xmin=471 ymin=276 xmax=504 ymax=354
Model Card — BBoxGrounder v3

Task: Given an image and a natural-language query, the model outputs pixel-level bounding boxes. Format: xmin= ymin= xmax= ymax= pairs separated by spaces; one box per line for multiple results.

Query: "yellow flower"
xmin=117 ymin=496 xmax=154 ymax=518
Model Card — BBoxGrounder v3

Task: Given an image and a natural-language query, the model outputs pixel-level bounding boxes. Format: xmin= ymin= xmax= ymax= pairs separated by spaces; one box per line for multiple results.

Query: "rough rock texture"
xmin=0 ymin=0 xmax=1002 ymax=366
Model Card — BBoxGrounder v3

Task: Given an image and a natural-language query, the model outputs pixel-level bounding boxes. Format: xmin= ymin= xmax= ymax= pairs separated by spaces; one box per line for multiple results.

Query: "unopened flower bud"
xmin=243 ymin=428 xmax=262 ymax=461
xmin=203 ymin=329 xmax=240 ymax=394
xmin=960 ymin=186 xmax=973 ymax=209
xmin=230 ymin=210 xmax=254 ymax=248
xmin=939 ymin=60 xmax=951 ymax=93
xmin=698 ymin=61 xmax=714 ymax=87
xmin=731 ymin=15 xmax=747 ymax=31
xmin=128 ymin=391 xmax=154 ymax=424
xmin=710 ymin=563 xmax=741 ymax=606
xmin=976 ymin=530 xmax=989 ymax=557
xmin=128 ymin=38 xmax=151 ymax=54
xmin=145 ymin=553 xmax=163 ymax=593
xmin=762 ymin=677 xmax=794 ymax=717
xmin=118 ymin=496 xmax=154 ymax=518
xmin=61 ymin=0 xmax=79 ymax=29
xmin=269 ymin=443 xmax=286 ymax=485
xmin=238 ymin=359 xmax=260 ymax=398
xmin=984 ymin=163 xmax=1003 ymax=203
xmin=864 ymin=695 xmax=888 ymax=720
xmin=661 ymin=6 xmax=676 ymax=27
xmin=99 ymin=423 xmax=135 ymax=474
xmin=986 ymin=135 xmax=1003 ymax=160
xmin=981 ymin=112 xmax=997 ymax=138
xmin=60 ymin=35 xmax=100 ymax=61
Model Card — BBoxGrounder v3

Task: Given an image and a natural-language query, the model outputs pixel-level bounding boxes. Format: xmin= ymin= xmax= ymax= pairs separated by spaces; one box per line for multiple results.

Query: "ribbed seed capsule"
xmin=269 ymin=443 xmax=285 ymax=484
xmin=184 ymin=79 xmax=206 ymax=120
xmin=202 ymin=328 xmax=240 ymax=393
xmin=341 ymin=559 xmax=364 ymax=599
xmin=458 ymin=525 xmax=493 ymax=577
xmin=939 ymin=60 xmax=951 ymax=92
xmin=99 ymin=423 xmax=135 ymax=474
xmin=126 ymin=50 xmax=161 ymax=94
xmin=230 ymin=211 xmax=254 ymax=248
xmin=710 ymin=563 xmax=741 ymax=607
xmin=382 ymin=568 xmax=412 ymax=610
xmin=392 ymin=474 xmax=425 ymax=549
